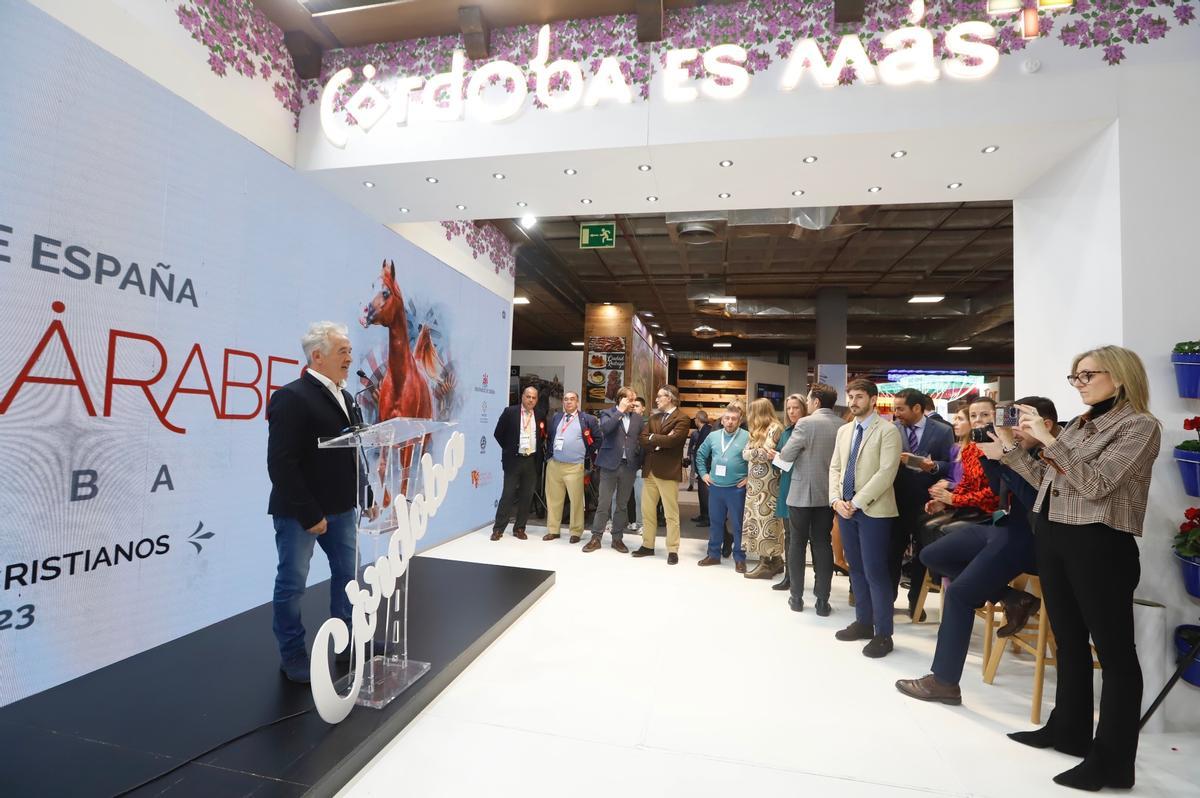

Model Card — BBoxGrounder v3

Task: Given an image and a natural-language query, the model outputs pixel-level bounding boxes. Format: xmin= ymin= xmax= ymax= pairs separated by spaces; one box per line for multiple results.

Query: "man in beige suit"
xmin=828 ymin=378 xmax=902 ymax=658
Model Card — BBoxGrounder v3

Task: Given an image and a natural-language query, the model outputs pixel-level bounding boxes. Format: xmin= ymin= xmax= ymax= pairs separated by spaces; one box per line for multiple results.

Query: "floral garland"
xmin=170 ymin=0 xmax=302 ymax=127
xmin=303 ymin=0 xmax=1195 ymax=111
xmin=441 ymin=221 xmax=516 ymax=279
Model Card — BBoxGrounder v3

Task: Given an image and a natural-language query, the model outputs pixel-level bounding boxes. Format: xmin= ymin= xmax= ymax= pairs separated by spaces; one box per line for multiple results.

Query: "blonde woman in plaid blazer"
xmin=1001 ymin=345 xmax=1160 ymax=792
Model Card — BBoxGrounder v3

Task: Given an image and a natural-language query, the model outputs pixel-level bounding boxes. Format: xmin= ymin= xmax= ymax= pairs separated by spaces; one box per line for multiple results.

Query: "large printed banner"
xmin=0 ymin=2 xmax=508 ymax=707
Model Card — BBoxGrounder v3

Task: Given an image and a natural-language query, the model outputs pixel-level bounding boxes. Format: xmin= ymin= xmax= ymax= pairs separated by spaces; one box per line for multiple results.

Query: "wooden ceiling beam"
xmin=457 ymin=6 xmax=489 ymax=59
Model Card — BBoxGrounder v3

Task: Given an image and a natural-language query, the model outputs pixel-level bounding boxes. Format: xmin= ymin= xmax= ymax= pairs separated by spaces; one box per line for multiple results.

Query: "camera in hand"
xmin=970 ymin=423 xmax=996 ymax=444
xmin=995 ymin=403 xmax=1020 ymax=428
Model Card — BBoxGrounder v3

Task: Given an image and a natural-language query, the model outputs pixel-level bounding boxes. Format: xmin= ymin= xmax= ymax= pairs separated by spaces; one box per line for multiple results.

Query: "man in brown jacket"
xmin=632 ymin=385 xmax=691 ymax=565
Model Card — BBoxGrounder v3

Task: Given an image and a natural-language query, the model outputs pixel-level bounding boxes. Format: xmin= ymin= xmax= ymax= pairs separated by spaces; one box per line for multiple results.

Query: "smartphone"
xmin=970 ymin=423 xmax=996 ymax=444
xmin=995 ymin=404 xmax=1020 ymax=428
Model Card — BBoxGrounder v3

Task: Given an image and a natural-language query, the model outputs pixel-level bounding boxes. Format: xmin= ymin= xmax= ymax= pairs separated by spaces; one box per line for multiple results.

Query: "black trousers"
xmin=788 ymin=506 xmax=835 ymax=602
xmin=889 ymin=505 xmax=926 ymax=607
xmin=1034 ymin=513 xmax=1142 ymax=780
xmin=493 ymin=455 xmax=537 ymax=533
xmin=696 ymin=477 xmax=710 ymax=520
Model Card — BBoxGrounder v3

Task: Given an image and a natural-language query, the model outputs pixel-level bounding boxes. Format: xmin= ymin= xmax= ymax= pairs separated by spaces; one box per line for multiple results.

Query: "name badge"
xmin=715 ymin=464 xmax=727 ymax=477
xmin=554 ymin=438 xmax=565 ymax=451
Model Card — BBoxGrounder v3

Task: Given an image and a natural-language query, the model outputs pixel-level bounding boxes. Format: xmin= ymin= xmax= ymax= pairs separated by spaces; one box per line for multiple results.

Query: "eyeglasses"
xmin=1066 ymin=370 xmax=1109 ymax=386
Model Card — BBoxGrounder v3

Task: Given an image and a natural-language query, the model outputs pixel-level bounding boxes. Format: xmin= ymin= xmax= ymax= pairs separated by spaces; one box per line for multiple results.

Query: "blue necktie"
xmin=907 ymin=425 xmax=919 ymax=452
xmin=843 ymin=424 xmax=864 ymax=501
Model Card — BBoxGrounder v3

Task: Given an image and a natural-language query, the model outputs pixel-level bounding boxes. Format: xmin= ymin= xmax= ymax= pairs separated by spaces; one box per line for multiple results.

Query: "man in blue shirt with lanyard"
xmin=543 ymin=390 xmax=600 ymax=543
xmin=695 ymin=404 xmax=751 ymax=572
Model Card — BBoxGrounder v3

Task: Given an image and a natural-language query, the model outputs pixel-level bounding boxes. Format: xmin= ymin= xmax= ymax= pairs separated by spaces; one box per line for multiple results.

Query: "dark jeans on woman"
xmin=920 ymin=521 xmax=1035 ymax=685
xmin=1034 ymin=512 xmax=1142 ymax=782
xmin=787 ymin=505 xmax=835 ymax=603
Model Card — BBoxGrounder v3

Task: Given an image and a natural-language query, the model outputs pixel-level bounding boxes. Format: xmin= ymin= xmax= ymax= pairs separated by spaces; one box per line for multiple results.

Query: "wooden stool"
xmin=910 ymin=569 xmax=942 ymax=624
xmin=975 ymin=574 xmax=1032 ymax=673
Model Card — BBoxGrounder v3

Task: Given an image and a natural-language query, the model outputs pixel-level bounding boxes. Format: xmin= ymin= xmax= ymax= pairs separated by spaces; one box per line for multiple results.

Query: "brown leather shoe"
xmin=611 ymin=539 xmax=629 ymax=553
xmin=569 ymin=535 xmax=581 ymax=544
xmin=697 ymin=556 xmax=721 ymax=567
xmin=513 ymin=529 xmax=528 ymax=540
xmin=835 ymin=621 xmax=875 ymax=641
xmin=582 ymin=535 xmax=602 ymax=552
xmin=667 ymin=553 xmax=679 ymax=565
xmin=744 ymin=557 xmax=784 ymax=580
xmin=490 ymin=530 xmax=503 ymax=541
xmin=630 ymin=546 xmax=655 ymax=558
xmin=542 ymin=533 xmax=560 ymax=541
xmin=895 ymin=674 xmax=962 ymax=705
xmin=734 ymin=560 xmax=747 ymax=574
xmin=998 ymin=591 xmax=1041 ymax=638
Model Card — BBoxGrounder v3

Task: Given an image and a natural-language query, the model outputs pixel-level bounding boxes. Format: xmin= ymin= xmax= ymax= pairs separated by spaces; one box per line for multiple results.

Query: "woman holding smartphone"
xmin=925 ymin=398 xmax=999 ymax=518
xmin=1002 ymin=346 xmax=1160 ymax=791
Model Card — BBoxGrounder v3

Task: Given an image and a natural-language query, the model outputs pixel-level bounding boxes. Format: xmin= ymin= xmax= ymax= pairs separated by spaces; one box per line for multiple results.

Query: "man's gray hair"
xmin=301 ymin=321 xmax=349 ymax=363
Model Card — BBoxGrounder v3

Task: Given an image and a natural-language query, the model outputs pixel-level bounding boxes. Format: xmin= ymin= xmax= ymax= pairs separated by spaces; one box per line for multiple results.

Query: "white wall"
xmin=390 ymin=222 xmax=515 ymax=301
xmin=1013 ymin=63 xmax=1200 ymax=732
xmin=28 ymin=0 xmax=297 ymax=164
xmin=511 ymin=350 xmax=584 ymax=406
xmin=745 ymin=360 xmax=792 ymax=410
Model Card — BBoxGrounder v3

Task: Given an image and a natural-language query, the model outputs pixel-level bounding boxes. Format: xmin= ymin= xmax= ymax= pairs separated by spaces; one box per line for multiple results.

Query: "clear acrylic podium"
xmin=318 ymin=417 xmax=456 ymax=709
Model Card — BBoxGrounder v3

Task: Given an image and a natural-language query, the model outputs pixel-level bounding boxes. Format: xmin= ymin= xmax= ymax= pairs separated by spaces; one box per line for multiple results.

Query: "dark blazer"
xmin=687 ymin=423 xmax=712 ymax=463
xmin=892 ymin=416 xmax=955 ymax=513
xmin=594 ymin=407 xmax=644 ymax=471
xmin=493 ymin=404 xmax=545 ymax=470
xmin=267 ymin=371 xmax=362 ymax=530
xmin=545 ymin=410 xmax=602 ymax=462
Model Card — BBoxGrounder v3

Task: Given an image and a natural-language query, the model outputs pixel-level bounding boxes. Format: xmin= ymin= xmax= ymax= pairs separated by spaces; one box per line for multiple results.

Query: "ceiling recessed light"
xmin=513 ymin=296 xmax=530 ymax=305
xmin=947 ymin=182 xmax=963 ymax=190
xmin=947 ymin=345 xmax=973 ymax=351
xmin=399 ymin=207 xmax=410 ymax=214
xmin=649 ymin=322 xmax=662 ymax=328
xmin=718 ymin=192 xmax=731 ymax=199
xmin=981 ymin=145 xmax=999 ymax=154
xmin=516 ymin=201 xmax=528 ymax=207
xmin=563 ymin=168 xmax=577 ymax=175
xmin=908 ymin=294 xmax=945 ymax=304
xmin=646 ymin=195 xmax=659 ymax=202
xmin=580 ymin=198 xmax=592 ymax=205
xmin=891 ymin=150 xmax=907 ymax=159
xmin=791 ymin=189 xmax=805 ymax=197
xmin=708 ymin=296 xmax=736 ymax=304
xmin=456 ymin=204 xmax=467 ymax=210
xmin=362 ymin=180 xmax=375 ymax=188
xmin=425 ymin=177 xmax=438 ymax=183
xmin=803 ymin=156 xmax=818 ymax=164
xmin=713 ymin=343 xmax=732 ymax=348
xmin=718 ymin=159 xmax=734 ymax=167
xmin=845 ymin=344 xmax=863 ymax=350
xmin=492 ymin=172 xmax=505 ymax=180
xmin=637 ymin=164 xmax=652 ymax=172
xmin=520 ymin=213 xmax=537 ymax=228
xmin=642 ymin=312 xmax=654 ymax=317
xmin=867 ymin=186 xmax=882 ymax=193
xmin=571 ymin=341 xmax=584 ymax=346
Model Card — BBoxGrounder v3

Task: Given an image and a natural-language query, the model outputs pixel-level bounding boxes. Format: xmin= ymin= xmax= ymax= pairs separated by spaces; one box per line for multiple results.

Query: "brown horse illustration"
xmin=361 ymin=260 xmax=433 ymax=499
xmin=414 ymin=323 xmax=458 ymax=419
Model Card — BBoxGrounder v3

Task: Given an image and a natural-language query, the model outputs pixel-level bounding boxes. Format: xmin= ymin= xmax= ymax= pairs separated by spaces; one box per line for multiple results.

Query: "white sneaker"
xmin=605 ymin=520 xmax=613 ymax=533
xmin=628 ymin=523 xmax=639 ymax=532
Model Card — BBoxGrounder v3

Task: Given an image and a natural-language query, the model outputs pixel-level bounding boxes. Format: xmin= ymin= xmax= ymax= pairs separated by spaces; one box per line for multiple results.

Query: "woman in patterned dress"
xmin=742 ymin=398 xmax=786 ymax=579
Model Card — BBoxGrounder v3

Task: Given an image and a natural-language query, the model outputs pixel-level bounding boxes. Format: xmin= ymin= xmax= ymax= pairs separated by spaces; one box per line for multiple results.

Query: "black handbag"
xmin=919 ymin=506 xmax=992 ymax=548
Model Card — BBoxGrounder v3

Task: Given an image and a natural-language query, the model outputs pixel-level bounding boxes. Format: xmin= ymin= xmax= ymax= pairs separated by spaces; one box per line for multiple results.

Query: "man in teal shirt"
xmin=695 ymin=404 xmax=751 ymax=572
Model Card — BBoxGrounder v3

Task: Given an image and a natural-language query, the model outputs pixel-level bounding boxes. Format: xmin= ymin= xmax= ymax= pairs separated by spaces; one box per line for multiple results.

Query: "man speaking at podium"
xmin=267 ymin=321 xmax=362 ymax=684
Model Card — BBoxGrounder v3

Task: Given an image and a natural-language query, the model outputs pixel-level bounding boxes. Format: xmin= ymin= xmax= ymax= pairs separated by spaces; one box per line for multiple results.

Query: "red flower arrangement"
xmin=1177 ymin=507 xmax=1200 ymax=559
xmin=1180 ymin=417 xmax=1200 ymax=453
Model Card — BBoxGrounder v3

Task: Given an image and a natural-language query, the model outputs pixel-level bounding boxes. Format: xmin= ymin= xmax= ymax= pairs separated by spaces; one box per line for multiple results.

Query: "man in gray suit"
xmin=584 ymin=386 xmax=641 ymax=553
xmin=775 ymin=382 xmax=845 ymax=616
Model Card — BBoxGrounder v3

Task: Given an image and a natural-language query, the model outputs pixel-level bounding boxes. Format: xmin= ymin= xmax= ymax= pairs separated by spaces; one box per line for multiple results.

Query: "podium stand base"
xmin=339 ymin=656 xmax=431 ymax=710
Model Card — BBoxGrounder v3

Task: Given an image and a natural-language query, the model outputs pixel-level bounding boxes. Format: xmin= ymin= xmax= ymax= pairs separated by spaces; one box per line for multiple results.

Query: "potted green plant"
xmin=1175 ymin=507 xmax=1200 ymax=599
xmin=1178 ymin=418 xmax=1200 ymax=497
xmin=1174 ymin=340 xmax=1200 ymax=398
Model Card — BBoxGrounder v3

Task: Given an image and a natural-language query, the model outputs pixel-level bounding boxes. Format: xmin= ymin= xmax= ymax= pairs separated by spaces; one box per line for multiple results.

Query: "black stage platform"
xmin=0 ymin=556 xmax=554 ymax=798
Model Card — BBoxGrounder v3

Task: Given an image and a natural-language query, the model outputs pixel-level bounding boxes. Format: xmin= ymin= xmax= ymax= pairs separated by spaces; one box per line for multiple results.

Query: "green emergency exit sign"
xmin=579 ymin=222 xmax=617 ymax=249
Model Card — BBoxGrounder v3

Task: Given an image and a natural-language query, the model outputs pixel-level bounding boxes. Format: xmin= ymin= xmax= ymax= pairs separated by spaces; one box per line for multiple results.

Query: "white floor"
xmin=339 ymin=526 xmax=1200 ymax=798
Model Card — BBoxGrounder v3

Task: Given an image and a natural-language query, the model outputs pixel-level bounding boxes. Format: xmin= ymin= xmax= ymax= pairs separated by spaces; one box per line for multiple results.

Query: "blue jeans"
xmin=839 ymin=510 xmax=894 ymax=636
xmin=272 ymin=509 xmax=357 ymax=661
xmin=706 ymin=484 xmax=747 ymax=562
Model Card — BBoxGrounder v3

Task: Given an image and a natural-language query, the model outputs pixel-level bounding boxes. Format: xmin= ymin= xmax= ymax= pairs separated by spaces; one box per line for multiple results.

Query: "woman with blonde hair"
xmin=1003 ymin=345 xmax=1159 ymax=791
xmin=741 ymin=398 xmax=786 ymax=579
